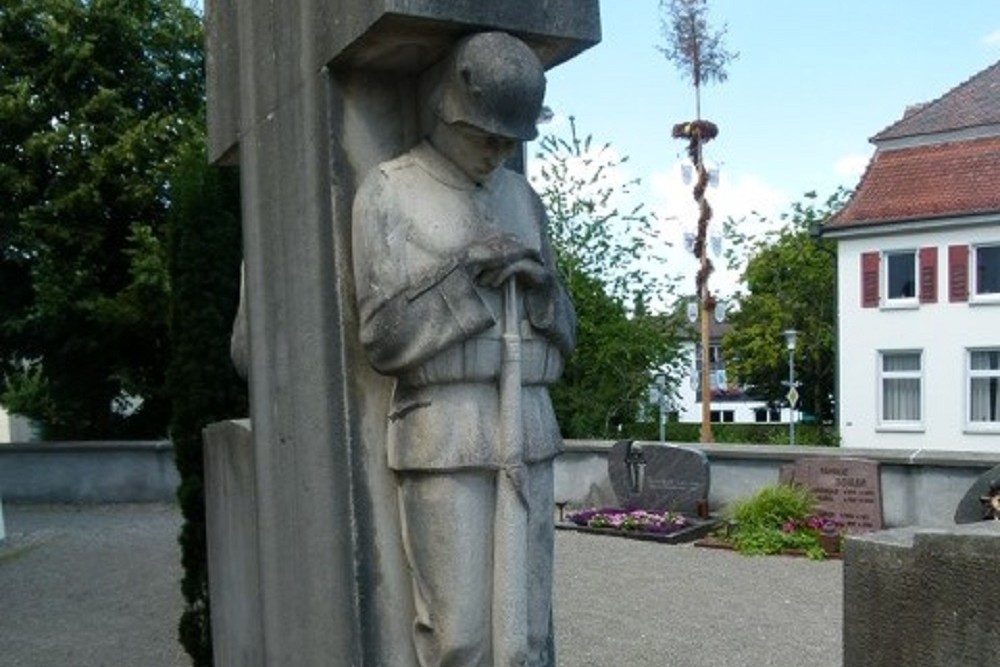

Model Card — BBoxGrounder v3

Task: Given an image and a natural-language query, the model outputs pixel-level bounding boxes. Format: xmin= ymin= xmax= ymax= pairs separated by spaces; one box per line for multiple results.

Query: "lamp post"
xmin=654 ymin=373 xmax=668 ymax=444
xmin=783 ymin=329 xmax=799 ymax=446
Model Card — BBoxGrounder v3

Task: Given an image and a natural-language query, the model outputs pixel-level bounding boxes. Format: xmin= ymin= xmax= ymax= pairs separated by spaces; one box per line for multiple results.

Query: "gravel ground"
xmin=1 ymin=505 xmax=842 ymax=667
xmin=0 ymin=504 xmax=190 ymax=667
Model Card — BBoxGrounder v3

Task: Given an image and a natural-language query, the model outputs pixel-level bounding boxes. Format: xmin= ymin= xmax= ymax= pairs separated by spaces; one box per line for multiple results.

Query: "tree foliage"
xmin=0 ymin=0 xmax=204 ymax=438
xmin=532 ymin=119 xmax=685 ymax=438
xmin=721 ymin=190 xmax=849 ymax=422
xmin=167 ymin=137 xmax=246 ymax=667
xmin=658 ymin=0 xmax=738 ymax=118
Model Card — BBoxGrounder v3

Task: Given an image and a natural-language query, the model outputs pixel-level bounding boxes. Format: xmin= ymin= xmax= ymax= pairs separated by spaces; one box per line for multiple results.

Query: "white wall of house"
xmin=837 ymin=221 xmax=1000 ymax=452
xmin=0 ymin=408 xmax=10 ymax=443
xmin=673 ymin=341 xmax=794 ymax=425
xmin=0 ymin=407 xmax=36 ymax=443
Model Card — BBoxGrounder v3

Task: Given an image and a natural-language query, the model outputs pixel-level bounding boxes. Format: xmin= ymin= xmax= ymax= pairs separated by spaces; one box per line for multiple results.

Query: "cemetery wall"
xmin=557 ymin=441 xmax=1000 ymax=527
xmin=1 ymin=439 xmax=997 ymax=525
xmin=0 ymin=441 xmax=179 ymax=503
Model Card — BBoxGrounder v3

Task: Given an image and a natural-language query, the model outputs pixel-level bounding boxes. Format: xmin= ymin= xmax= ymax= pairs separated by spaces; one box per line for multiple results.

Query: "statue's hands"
xmin=478 ymin=258 xmax=551 ymax=289
xmin=464 ymin=235 xmax=546 ymax=288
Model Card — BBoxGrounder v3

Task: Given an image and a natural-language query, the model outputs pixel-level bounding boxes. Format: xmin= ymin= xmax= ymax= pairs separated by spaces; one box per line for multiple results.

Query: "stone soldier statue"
xmin=352 ymin=31 xmax=576 ymax=667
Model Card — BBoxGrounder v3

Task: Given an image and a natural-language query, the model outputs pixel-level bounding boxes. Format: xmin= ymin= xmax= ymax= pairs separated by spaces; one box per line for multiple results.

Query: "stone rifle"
xmin=494 ymin=278 xmax=530 ymax=665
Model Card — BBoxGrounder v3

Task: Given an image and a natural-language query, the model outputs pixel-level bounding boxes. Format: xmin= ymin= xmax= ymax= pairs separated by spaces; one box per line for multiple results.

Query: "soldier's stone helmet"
xmin=435 ymin=31 xmax=546 ymax=142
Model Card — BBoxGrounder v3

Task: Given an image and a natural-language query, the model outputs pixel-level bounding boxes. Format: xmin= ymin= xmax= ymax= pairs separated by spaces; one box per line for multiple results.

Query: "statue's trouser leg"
xmin=398 ymin=463 xmax=554 ymax=667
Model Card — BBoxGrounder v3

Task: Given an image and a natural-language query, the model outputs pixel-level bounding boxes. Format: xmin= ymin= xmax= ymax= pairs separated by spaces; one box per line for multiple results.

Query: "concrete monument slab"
xmin=203 ymin=2 xmax=600 ymax=666
xmin=781 ymin=458 xmax=883 ymax=533
xmin=608 ymin=441 xmax=710 ymax=514
xmin=844 ymin=522 xmax=1000 ymax=667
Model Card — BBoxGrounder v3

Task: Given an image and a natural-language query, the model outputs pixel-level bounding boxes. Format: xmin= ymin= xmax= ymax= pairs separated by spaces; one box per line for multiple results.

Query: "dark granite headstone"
xmin=608 ymin=441 xmax=709 ymax=514
xmin=954 ymin=463 xmax=1000 ymax=523
xmin=784 ymin=458 xmax=883 ymax=533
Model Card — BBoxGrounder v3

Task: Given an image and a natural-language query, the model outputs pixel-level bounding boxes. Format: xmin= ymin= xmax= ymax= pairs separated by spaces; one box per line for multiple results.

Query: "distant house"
xmin=823 ymin=60 xmax=1000 ymax=452
xmin=672 ymin=317 xmax=792 ymax=426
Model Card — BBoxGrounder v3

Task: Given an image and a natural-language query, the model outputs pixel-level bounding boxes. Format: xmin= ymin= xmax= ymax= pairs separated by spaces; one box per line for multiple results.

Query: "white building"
xmin=824 ymin=61 xmax=1000 ymax=452
xmin=672 ymin=318 xmax=793 ymax=426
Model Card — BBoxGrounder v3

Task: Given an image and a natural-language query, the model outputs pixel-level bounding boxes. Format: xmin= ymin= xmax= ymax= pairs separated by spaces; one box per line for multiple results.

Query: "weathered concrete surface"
xmin=203 ymin=420 xmax=262 ymax=667
xmin=207 ymin=0 xmax=601 ymax=163
xmin=843 ymin=522 xmax=1000 ymax=667
xmin=0 ymin=441 xmax=178 ymax=504
xmin=204 ymin=1 xmax=600 ymax=664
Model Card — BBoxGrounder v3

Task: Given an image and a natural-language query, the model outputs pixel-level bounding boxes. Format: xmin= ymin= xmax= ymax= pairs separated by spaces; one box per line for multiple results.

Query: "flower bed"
xmin=567 ymin=507 xmax=690 ymax=534
xmin=559 ymin=507 xmax=720 ymax=544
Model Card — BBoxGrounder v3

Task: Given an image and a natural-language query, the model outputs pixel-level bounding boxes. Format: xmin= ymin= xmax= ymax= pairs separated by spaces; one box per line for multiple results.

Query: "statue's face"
xmin=441 ymin=123 xmax=516 ymax=182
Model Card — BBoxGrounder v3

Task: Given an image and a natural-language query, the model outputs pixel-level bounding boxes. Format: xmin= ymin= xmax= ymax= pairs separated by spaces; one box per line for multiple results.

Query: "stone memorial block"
xmin=954 ymin=463 xmax=1000 ymax=523
xmin=784 ymin=458 xmax=883 ymax=533
xmin=204 ymin=2 xmax=600 ymax=665
xmin=608 ymin=441 xmax=709 ymax=514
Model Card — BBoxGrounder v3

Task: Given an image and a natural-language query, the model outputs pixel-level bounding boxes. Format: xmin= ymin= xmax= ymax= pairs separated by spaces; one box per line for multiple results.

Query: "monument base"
xmin=844 ymin=522 xmax=1000 ymax=667
xmin=203 ymin=419 xmax=262 ymax=667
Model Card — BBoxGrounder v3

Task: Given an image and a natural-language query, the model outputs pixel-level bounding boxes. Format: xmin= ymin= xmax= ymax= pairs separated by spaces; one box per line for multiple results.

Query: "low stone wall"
xmin=557 ymin=440 xmax=1000 ymax=527
xmin=2 ymin=438 xmax=998 ymax=527
xmin=0 ymin=441 xmax=179 ymax=504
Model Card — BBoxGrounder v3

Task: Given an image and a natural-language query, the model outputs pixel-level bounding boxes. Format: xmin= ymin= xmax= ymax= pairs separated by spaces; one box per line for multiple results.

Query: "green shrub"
xmin=167 ymin=139 xmax=247 ymax=666
xmin=626 ymin=420 xmax=840 ymax=446
xmin=723 ymin=484 xmax=840 ymax=560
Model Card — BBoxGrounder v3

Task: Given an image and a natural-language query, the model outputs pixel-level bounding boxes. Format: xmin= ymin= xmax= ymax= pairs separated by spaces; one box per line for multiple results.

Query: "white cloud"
xmin=984 ymin=29 xmax=1000 ymax=48
xmin=647 ymin=162 xmax=790 ymax=298
xmin=834 ymin=153 xmax=870 ymax=182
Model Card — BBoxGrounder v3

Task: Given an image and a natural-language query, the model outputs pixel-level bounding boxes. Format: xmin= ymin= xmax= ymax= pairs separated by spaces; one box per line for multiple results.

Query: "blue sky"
xmin=530 ymin=1 xmax=1000 ymax=294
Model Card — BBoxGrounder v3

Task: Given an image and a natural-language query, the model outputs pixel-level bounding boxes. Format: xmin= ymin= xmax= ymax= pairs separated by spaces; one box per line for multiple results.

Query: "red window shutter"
xmin=919 ymin=247 xmax=938 ymax=303
xmin=861 ymin=251 xmax=880 ymax=308
xmin=949 ymin=244 xmax=969 ymax=302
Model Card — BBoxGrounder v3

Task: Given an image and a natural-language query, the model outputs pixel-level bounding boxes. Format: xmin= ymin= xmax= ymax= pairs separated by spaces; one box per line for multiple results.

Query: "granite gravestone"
xmin=780 ymin=458 xmax=883 ymax=533
xmin=608 ymin=441 xmax=710 ymax=514
xmin=954 ymin=463 xmax=1000 ymax=523
xmin=203 ymin=2 xmax=600 ymax=666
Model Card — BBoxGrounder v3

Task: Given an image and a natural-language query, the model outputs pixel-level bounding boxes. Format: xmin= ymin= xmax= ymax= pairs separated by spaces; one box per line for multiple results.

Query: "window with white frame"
xmin=885 ymin=251 xmax=916 ymax=301
xmin=968 ymin=349 xmax=1000 ymax=426
xmin=879 ymin=351 xmax=922 ymax=424
xmin=974 ymin=244 xmax=1000 ymax=297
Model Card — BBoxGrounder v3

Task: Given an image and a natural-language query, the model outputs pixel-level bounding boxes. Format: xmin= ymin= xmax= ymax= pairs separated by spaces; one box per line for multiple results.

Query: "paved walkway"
xmin=0 ymin=505 xmax=841 ymax=666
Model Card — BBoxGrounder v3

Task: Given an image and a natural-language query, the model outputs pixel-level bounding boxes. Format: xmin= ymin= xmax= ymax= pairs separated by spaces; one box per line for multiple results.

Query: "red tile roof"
xmin=828 ymin=136 xmax=1000 ymax=228
xmin=874 ymin=61 xmax=1000 ymax=140
xmin=827 ymin=60 xmax=1000 ymax=231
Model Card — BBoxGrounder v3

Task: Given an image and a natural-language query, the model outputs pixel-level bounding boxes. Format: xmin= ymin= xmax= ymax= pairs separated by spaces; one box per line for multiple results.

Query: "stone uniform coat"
xmin=352 ymin=141 xmax=576 ymax=471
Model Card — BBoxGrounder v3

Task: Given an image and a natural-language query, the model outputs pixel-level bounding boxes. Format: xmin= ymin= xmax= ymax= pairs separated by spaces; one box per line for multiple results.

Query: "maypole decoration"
xmin=659 ymin=0 xmax=736 ymax=443
xmin=674 ymin=119 xmax=718 ymax=442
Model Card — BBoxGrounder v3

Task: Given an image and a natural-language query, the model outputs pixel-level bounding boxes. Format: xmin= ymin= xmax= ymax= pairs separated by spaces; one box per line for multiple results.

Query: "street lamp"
xmin=783 ymin=329 xmax=799 ymax=445
xmin=653 ymin=373 xmax=668 ymax=444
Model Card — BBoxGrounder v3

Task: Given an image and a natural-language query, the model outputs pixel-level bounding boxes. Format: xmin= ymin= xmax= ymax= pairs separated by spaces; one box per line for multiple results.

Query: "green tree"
xmin=0 ymin=0 xmax=204 ymax=438
xmin=721 ymin=190 xmax=848 ymax=423
xmin=658 ymin=0 xmax=738 ymax=120
xmin=166 ymin=137 xmax=246 ymax=667
xmin=532 ymin=118 xmax=685 ymax=438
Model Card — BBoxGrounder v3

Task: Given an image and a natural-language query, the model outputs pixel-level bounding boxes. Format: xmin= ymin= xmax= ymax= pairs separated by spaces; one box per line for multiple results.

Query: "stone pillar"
xmin=204 ymin=2 xmax=600 ymax=665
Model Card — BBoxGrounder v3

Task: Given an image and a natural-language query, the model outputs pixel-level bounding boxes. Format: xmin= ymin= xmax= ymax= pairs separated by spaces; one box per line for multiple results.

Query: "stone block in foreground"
xmin=843 ymin=522 xmax=1000 ymax=667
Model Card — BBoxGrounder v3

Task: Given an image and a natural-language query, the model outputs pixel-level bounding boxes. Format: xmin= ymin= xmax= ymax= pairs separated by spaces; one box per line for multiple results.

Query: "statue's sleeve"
xmin=524 ymin=194 xmax=577 ymax=358
xmin=352 ymin=168 xmax=496 ymax=376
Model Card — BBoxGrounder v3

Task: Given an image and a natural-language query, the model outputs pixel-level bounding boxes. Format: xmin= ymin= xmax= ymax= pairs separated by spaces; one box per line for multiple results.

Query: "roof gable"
xmin=874 ymin=60 xmax=1000 ymax=141
xmin=827 ymin=136 xmax=1000 ymax=229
